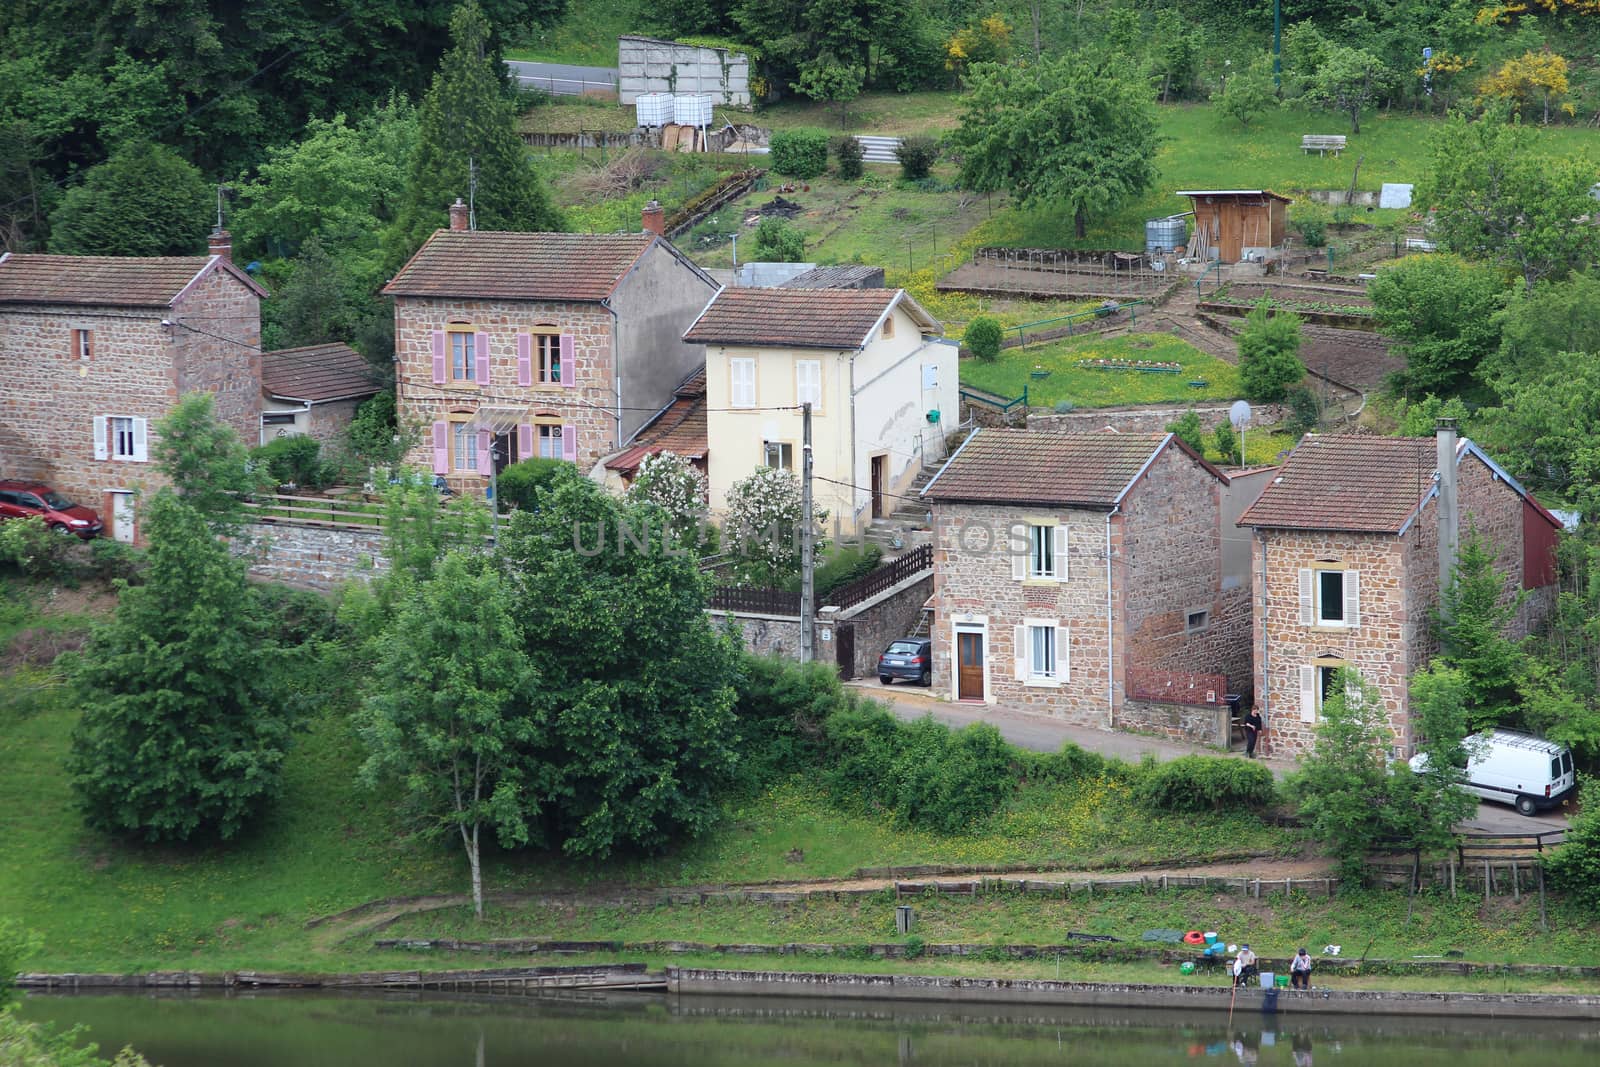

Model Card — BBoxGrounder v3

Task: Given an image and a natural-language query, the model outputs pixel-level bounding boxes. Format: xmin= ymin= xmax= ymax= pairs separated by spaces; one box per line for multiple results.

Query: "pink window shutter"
xmin=431 ymin=421 xmax=448 ymax=474
xmin=477 ymin=430 xmax=492 ymax=476
xmin=475 ymin=332 xmax=490 ymax=384
xmin=561 ymin=423 xmax=577 ymax=462
xmin=431 ymin=331 xmax=446 ymax=384
xmin=559 ymin=334 xmax=576 ymax=388
xmin=516 ymin=334 xmax=532 ymax=387
xmin=517 ymin=423 xmax=533 ymax=459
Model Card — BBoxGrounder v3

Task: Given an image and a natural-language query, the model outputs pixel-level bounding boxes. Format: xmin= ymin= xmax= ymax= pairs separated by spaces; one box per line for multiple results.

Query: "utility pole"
xmin=799 ymin=402 xmax=815 ymax=663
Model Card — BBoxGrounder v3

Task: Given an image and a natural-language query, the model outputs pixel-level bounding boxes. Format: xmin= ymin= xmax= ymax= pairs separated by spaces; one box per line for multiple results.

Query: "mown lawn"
xmin=504 ymin=2 xmax=638 ymax=67
xmin=960 ymin=333 xmax=1242 ymax=408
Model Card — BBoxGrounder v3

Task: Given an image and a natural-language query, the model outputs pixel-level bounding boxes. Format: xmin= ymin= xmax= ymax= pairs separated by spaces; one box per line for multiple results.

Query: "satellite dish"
xmin=1230 ymin=400 xmax=1253 ymax=429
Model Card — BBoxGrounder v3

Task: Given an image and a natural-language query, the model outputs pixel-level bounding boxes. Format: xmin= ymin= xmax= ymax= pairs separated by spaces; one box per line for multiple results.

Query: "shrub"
xmin=1285 ymin=385 xmax=1323 ymax=437
xmin=496 ymin=457 xmax=574 ymax=512
xmin=252 ymin=435 xmax=328 ymax=489
xmin=833 ymin=135 xmax=864 ymax=179
xmin=898 ymin=721 xmax=1014 ymax=834
xmin=1133 ymin=754 xmax=1276 ymax=812
xmin=1019 ymin=742 xmax=1119 ymax=786
xmin=811 ymin=543 xmax=883 ymax=598
xmin=1213 ymin=421 xmax=1240 ymax=464
xmin=770 ymin=128 xmax=829 ymax=178
xmin=1547 ymin=777 xmax=1600 ymax=907
xmin=731 ymin=655 xmax=841 ymax=789
xmin=1166 ymin=409 xmax=1204 ymax=453
xmin=0 ymin=515 xmax=85 ymax=581
xmin=1237 ymin=299 xmax=1305 ymax=403
xmin=965 ymin=315 xmax=1003 ymax=362
xmin=895 ymin=136 xmax=939 ymax=180
xmin=1290 ymin=204 xmax=1328 ymax=248
xmin=822 ymin=701 xmax=904 ymax=804
xmin=88 ymin=539 xmax=144 ymax=583
xmin=752 ymin=216 xmax=805 ymax=262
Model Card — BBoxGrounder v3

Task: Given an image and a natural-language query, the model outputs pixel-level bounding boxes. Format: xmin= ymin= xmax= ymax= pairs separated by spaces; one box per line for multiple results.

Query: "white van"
xmin=1411 ymin=730 xmax=1576 ymax=816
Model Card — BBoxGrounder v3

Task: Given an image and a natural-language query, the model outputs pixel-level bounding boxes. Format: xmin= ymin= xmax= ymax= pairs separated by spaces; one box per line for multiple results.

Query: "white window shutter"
xmin=131 ymin=418 xmax=149 ymax=462
xmin=1344 ymin=570 xmax=1360 ymax=629
xmin=1014 ymin=625 xmax=1027 ymax=682
xmin=93 ymin=416 xmax=108 ymax=461
xmin=1299 ymin=665 xmax=1317 ymax=723
xmin=1054 ymin=524 xmax=1069 ymax=581
xmin=1011 ymin=532 xmax=1027 ymax=581
xmin=1056 ymin=623 xmax=1070 ymax=682
xmin=1298 ymin=568 xmax=1314 ymax=626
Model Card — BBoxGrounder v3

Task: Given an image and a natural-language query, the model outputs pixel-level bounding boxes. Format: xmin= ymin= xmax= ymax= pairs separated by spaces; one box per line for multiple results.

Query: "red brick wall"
xmin=392 ymin=297 xmax=617 ymax=492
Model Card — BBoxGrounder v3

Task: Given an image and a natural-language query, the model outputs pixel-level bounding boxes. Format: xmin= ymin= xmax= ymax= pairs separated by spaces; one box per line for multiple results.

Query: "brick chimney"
xmin=449 ymin=197 xmax=470 ymax=231
xmin=642 ymin=199 xmax=665 ymax=236
xmin=208 ymin=228 xmax=232 ymax=262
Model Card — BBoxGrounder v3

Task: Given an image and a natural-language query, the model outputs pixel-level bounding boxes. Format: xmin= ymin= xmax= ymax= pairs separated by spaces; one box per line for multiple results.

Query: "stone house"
xmin=686 ymin=286 xmax=957 ymax=538
xmin=383 ymin=203 xmax=718 ymax=493
xmin=1238 ymin=428 xmax=1562 ymax=758
xmin=260 ymin=342 xmax=380 ymax=446
xmin=0 ymin=235 xmax=266 ymax=542
xmin=921 ymin=429 xmax=1253 ymax=743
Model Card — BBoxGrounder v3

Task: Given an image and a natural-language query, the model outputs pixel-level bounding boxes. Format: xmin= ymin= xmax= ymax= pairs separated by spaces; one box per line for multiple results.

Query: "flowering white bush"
xmin=724 ymin=466 xmax=828 ymax=585
xmin=626 ymin=450 xmax=707 ymax=540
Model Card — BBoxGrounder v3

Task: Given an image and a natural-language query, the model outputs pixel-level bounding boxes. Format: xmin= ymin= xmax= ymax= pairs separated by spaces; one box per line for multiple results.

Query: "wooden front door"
xmin=835 ymin=623 xmax=855 ymax=680
xmin=870 ymin=455 xmax=886 ymax=519
xmin=957 ymin=631 xmax=984 ymax=701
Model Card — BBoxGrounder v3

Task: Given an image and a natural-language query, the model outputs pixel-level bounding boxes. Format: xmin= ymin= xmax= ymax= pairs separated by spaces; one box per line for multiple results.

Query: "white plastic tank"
xmin=673 ymin=94 xmax=713 ymax=128
xmin=1145 ymin=214 xmax=1188 ymax=254
xmin=635 ymin=93 xmax=675 ymax=128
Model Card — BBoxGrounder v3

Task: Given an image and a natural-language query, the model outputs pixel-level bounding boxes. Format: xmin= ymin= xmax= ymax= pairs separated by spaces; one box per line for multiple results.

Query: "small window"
xmin=536 ymin=334 xmax=560 ymax=384
xmin=1317 ymin=570 xmax=1345 ymax=624
xmin=1027 ymin=524 xmax=1054 ymax=579
xmin=1029 ymin=625 xmax=1056 ymax=680
xmin=450 ymin=330 xmax=475 ymax=382
xmin=1316 ymin=664 xmax=1341 ymax=710
xmin=881 ymin=314 xmax=896 ymax=340
xmin=1186 ymin=610 xmax=1209 ymax=632
xmin=730 ymin=357 xmax=756 ymax=408
xmin=111 ymin=417 xmax=137 ymax=460
xmin=72 ymin=328 xmax=93 ymax=362
xmin=262 ymin=411 xmax=297 ymax=425
xmin=538 ymin=423 xmax=563 ymax=459
xmin=452 ymin=421 xmax=477 ymax=471
xmin=1551 ymin=757 xmax=1563 ymax=780
xmin=762 ymin=441 xmax=793 ymax=471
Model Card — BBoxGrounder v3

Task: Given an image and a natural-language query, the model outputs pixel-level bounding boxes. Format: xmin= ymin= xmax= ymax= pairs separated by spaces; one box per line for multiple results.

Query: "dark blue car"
xmin=878 ymin=638 xmax=932 ymax=687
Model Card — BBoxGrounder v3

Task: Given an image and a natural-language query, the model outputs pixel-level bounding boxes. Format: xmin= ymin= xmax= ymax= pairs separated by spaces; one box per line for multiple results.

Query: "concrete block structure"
xmin=618 ymin=36 xmax=752 ymax=107
xmin=0 ymin=237 xmax=266 ymax=542
xmin=922 ymin=430 xmax=1252 ymax=744
xmin=1238 ymin=430 xmax=1561 ymax=757
xmin=384 ymin=206 xmax=719 ymax=495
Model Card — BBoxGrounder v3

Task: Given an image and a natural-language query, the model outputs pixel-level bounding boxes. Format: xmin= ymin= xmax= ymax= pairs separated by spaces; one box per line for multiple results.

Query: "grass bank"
xmin=960 ymin=333 xmax=1241 ymax=408
xmin=504 ymin=3 xmax=638 ymax=67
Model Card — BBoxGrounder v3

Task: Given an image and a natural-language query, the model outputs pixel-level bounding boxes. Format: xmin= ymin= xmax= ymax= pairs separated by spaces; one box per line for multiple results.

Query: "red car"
xmin=0 ymin=480 xmax=103 ymax=539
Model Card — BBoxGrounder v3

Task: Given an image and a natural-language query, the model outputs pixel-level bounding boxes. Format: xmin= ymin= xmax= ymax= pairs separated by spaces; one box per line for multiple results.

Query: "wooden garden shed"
xmin=1176 ymin=190 xmax=1291 ymax=264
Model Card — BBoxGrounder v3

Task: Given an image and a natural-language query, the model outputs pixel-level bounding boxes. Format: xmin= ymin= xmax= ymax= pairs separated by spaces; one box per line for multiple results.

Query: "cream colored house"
xmin=684 ymin=287 xmax=955 ymax=538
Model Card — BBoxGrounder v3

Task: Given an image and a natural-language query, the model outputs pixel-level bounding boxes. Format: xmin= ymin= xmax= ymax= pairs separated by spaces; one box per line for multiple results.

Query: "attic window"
xmin=881 ymin=314 xmax=895 ymax=340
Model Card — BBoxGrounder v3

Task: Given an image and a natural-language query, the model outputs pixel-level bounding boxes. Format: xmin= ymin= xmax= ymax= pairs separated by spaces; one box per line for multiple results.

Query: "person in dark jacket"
xmin=1243 ymin=708 xmax=1264 ymax=758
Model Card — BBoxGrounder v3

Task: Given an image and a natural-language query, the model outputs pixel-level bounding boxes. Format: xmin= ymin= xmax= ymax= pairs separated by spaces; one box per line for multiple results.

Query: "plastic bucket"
xmin=1179 ymin=962 xmax=1196 ymax=975
xmin=1204 ymin=931 xmax=1218 ymax=945
xmin=1274 ymin=974 xmax=1290 ymax=988
xmin=1259 ymin=972 xmax=1274 ymax=989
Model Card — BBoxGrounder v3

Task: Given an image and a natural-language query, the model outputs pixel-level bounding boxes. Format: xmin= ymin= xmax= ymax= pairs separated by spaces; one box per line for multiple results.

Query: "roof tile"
xmin=382 ymin=231 xmax=657 ymax=301
xmin=923 ymin=429 xmax=1195 ymax=507
xmin=0 ymin=253 xmax=262 ymax=307
xmin=684 ymin=287 xmax=910 ymax=349
xmin=1237 ymin=435 xmax=1440 ymax=533
xmin=262 ymin=342 xmax=381 ymax=403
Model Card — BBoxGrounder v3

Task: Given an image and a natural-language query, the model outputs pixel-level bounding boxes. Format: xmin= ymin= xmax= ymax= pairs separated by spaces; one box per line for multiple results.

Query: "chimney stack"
xmin=642 ymin=199 xmax=665 ymax=236
xmin=449 ymin=198 xmax=470 ymax=231
xmin=207 ymin=229 xmax=232 ymax=262
xmin=1436 ymin=418 xmax=1459 ymax=621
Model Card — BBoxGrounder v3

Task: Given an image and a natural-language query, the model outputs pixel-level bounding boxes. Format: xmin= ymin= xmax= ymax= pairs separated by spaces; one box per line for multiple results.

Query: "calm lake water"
xmin=18 ymin=991 xmax=1600 ymax=1067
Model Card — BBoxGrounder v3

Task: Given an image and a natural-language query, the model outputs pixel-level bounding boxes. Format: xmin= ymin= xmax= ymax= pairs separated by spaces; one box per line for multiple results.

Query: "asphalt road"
xmin=856 ymin=680 xmax=1570 ymax=834
xmin=506 ymin=60 xmax=617 ymax=96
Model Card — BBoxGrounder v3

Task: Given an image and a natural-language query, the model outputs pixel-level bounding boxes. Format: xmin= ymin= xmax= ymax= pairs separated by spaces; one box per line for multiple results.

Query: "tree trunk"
xmin=1031 ymin=3 xmax=1042 ymax=62
xmin=1350 ymin=107 xmax=1360 ymax=135
xmin=1074 ymin=207 xmax=1086 ymax=239
xmin=463 ymin=821 xmax=484 ymax=919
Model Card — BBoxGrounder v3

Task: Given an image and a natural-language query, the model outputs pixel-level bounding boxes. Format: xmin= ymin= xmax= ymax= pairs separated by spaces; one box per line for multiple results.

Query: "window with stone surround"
xmin=449 ymin=326 xmax=475 ymax=382
xmin=450 ymin=418 xmax=478 ymax=472
xmin=94 ymin=415 xmax=147 ymax=462
xmin=1299 ymin=564 xmax=1360 ymax=628
xmin=1015 ymin=619 xmax=1067 ymax=685
xmin=1299 ymin=657 xmax=1350 ymax=722
xmin=1186 ymin=609 xmax=1209 ymax=632
xmin=1012 ymin=523 xmax=1069 ymax=581
xmin=536 ymin=331 xmax=561 ymax=384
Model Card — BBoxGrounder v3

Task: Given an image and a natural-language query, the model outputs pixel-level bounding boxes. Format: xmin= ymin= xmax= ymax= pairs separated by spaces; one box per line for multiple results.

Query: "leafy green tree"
xmin=725 ymin=465 xmax=828 ymax=586
xmin=496 ymin=476 xmax=741 ymax=857
xmin=347 ymin=390 xmax=419 ymax=471
xmin=1394 ymin=394 xmax=1470 ymax=438
xmin=152 ymin=392 xmax=263 ymax=530
xmin=1478 ymin=350 xmax=1600 ymax=517
xmin=1237 ymin=300 xmax=1305 ymax=403
xmin=752 ymin=216 xmax=804 ymax=262
xmin=67 ymin=491 xmax=292 ymax=842
xmin=894 ymin=136 xmax=938 ymax=180
xmin=391 ymin=1 xmax=563 ymax=260
xmin=1369 ymin=254 xmax=1506 ymax=398
xmin=1492 ymin=273 xmax=1600 ymax=384
xmin=832 ymin=135 xmax=864 ymax=179
xmin=1288 ymin=668 xmax=1396 ymax=879
xmin=1166 ymin=410 xmax=1204 ymax=454
xmin=1213 ymin=420 xmax=1240 ymax=464
xmin=262 ymin=234 xmax=344 ymax=352
xmin=964 ymin=315 xmax=1003 ymax=363
xmin=1303 ymin=45 xmax=1391 ymax=134
xmin=1547 ymin=777 xmax=1600 ymax=906
xmin=792 ymin=55 xmax=864 ymax=126
xmin=359 ymin=552 xmax=535 ymax=919
xmin=950 ymin=50 xmax=1159 ymax=239
xmin=1417 ymin=114 xmax=1600 ymax=292
xmin=1214 ymin=54 xmax=1275 ymax=129
xmin=1437 ymin=531 xmax=1525 ymax=728
xmin=1385 ymin=665 xmax=1480 ymax=857
xmin=47 ymin=140 xmax=209 ymax=256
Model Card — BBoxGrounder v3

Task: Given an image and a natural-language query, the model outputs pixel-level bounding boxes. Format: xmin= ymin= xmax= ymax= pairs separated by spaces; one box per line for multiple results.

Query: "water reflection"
xmin=17 ymin=990 xmax=1600 ymax=1067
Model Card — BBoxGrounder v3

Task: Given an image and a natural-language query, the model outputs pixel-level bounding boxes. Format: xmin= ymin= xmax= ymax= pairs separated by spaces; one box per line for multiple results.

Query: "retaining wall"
xmin=235 ymin=521 xmax=387 ymax=590
xmin=619 ymin=36 xmax=752 ymax=106
xmin=1028 ymin=403 xmax=1290 ymax=436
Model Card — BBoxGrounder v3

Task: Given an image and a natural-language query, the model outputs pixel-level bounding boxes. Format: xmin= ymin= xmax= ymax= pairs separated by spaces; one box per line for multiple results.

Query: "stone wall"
xmin=172 ymin=264 xmax=263 ymax=447
xmin=1028 ymin=403 xmax=1290 ymax=436
xmin=828 ymin=572 xmax=932 ymax=680
xmin=1114 ymin=699 xmax=1231 ymax=747
xmin=303 ymin=399 xmax=363 ymax=446
xmin=235 ymin=522 xmax=387 ymax=590
xmin=618 ymin=36 xmax=752 ymax=107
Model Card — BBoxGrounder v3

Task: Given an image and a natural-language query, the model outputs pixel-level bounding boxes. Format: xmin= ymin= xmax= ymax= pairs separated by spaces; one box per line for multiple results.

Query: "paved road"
xmin=507 ymin=60 xmax=617 ymax=96
xmin=852 ymin=680 xmax=1569 ymax=834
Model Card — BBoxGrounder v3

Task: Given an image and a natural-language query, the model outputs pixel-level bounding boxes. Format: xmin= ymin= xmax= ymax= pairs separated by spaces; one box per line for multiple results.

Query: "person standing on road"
xmin=1243 ymin=708 xmax=1264 ymax=758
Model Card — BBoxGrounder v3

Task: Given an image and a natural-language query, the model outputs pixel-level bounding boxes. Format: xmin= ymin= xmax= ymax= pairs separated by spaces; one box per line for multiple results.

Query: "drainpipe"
xmin=1105 ymin=506 xmax=1119 ymax=730
xmin=1437 ymin=418 xmax=1459 ymax=624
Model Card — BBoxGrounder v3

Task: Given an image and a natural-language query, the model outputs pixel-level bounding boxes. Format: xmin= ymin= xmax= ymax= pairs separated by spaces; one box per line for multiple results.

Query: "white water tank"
xmin=674 ymin=94 xmax=713 ymax=127
xmin=635 ymin=93 xmax=674 ymax=128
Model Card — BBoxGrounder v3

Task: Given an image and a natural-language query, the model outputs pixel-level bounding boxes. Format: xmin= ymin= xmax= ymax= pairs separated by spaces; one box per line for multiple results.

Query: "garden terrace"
xmin=941 ymin=248 xmax=1180 ymax=301
xmin=959 ymin=333 xmax=1241 ymax=410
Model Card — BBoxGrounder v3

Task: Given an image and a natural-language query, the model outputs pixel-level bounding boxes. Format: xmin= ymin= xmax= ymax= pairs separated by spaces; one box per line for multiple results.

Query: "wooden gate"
xmin=836 ymin=623 xmax=855 ymax=680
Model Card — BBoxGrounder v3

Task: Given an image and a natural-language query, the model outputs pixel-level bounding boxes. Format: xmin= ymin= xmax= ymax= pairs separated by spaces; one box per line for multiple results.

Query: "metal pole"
xmin=1274 ymin=0 xmax=1282 ymax=91
xmin=489 ymin=438 xmax=500 ymax=544
xmin=799 ymin=402 xmax=815 ymax=664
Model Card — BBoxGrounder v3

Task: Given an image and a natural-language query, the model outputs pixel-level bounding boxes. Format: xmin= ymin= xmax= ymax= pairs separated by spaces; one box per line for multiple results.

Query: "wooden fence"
xmin=240 ymin=493 xmax=386 ymax=529
xmin=708 ymin=544 xmax=933 ymax=617
xmin=706 ymin=585 xmax=801 ymax=615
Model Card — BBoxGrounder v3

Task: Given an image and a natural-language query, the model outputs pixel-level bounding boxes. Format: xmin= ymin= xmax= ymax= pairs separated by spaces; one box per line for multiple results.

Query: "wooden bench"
xmin=1301 ymin=134 xmax=1347 ymax=156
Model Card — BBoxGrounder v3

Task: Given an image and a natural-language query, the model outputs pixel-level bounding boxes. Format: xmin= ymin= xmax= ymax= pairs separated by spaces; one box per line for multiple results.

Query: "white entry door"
xmin=110 ymin=492 xmax=135 ymax=544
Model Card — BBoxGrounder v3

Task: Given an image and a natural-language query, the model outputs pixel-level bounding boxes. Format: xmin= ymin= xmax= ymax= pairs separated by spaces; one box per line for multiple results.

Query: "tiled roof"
xmin=922 ymin=429 xmax=1210 ymax=507
xmin=382 ymin=231 xmax=658 ymax=301
xmin=779 ymin=265 xmax=886 ymax=289
xmin=0 ymin=252 xmax=266 ymax=307
xmin=606 ymin=368 xmax=708 ymax=473
xmin=684 ymin=287 xmax=936 ymax=349
xmin=1237 ymin=435 xmax=1441 ymax=533
xmin=262 ymin=342 xmax=381 ymax=403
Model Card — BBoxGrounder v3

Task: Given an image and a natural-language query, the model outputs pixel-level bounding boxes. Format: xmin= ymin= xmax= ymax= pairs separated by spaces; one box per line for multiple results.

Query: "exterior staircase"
xmin=861 ymin=464 xmax=938 ymax=554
